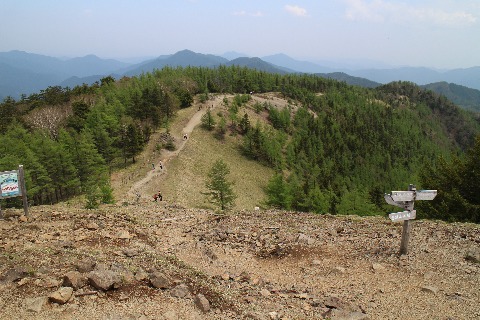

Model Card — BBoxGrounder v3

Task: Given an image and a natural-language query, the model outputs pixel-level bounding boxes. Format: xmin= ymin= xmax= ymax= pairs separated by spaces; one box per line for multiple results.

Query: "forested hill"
xmin=0 ymin=67 xmax=479 ymax=222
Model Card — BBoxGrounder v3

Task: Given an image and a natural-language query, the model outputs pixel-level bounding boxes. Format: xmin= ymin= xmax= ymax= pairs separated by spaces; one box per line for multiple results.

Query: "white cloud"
xmin=285 ymin=5 xmax=308 ymax=17
xmin=343 ymin=0 xmax=477 ymax=26
xmin=233 ymin=10 xmax=264 ymax=17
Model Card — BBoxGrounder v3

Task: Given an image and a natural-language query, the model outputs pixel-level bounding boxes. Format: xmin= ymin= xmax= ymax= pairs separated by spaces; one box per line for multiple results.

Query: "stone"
xmin=170 ymin=283 xmax=190 ymax=298
xmin=19 ymin=215 xmax=28 ymax=222
xmin=324 ymin=296 xmax=355 ymax=311
xmin=88 ymin=270 xmax=123 ymax=291
xmin=296 ymin=233 xmax=315 ymax=245
xmin=134 ymin=269 xmax=149 ymax=281
xmin=312 ymin=260 xmax=322 ymax=266
xmin=116 ymin=229 xmax=132 ymax=239
xmin=268 ymin=311 xmax=279 ymax=319
xmin=333 ymin=266 xmax=346 ymax=274
xmin=123 ymin=248 xmax=139 ymax=257
xmin=421 ymin=286 xmax=439 ymax=294
xmin=24 ymin=296 xmax=47 ymax=313
xmin=465 ymin=248 xmax=480 ymax=263
xmin=86 ymin=222 xmax=99 ymax=230
xmin=63 ymin=271 xmax=87 ymax=290
xmin=372 ymin=263 xmax=385 ymax=272
xmin=149 ymin=271 xmax=172 ymax=289
xmin=48 ymin=286 xmax=73 ymax=304
xmin=323 ymin=308 xmax=369 ymax=320
xmin=163 ymin=310 xmax=178 ymax=320
xmin=75 ymin=259 xmax=96 ymax=273
xmin=0 ymin=267 xmax=30 ymax=283
xmin=194 ymin=293 xmax=210 ymax=313
xmin=260 ymin=288 xmax=272 ymax=297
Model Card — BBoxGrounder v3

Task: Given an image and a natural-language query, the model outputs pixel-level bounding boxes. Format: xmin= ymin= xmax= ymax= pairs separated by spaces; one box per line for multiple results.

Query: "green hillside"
xmin=421 ymin=81 xmax=480 ymax=112
xmin=1 ymin=67 xmax=479 ymax=222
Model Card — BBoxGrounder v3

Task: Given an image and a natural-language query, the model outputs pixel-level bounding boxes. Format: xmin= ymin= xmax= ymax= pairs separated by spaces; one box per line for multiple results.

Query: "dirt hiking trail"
xmin=125 ymin=95 xmax=226 ymax=201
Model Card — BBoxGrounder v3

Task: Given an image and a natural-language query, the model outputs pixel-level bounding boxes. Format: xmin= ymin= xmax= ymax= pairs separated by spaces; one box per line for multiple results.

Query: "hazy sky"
xmin=1 ymin=0 xmax=479 ymax=69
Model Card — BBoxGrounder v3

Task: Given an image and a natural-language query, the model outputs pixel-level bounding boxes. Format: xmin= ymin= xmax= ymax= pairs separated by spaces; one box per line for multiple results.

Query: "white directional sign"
xmin=390 ymin=191 xmax=415 ymax=202
xmin=389 ymin=210 xmax=416 ymax=222
xmin=385 ymin=185 xmax=437 ymax=255
xmin=415 ymin=190 xmax=437 ymax=200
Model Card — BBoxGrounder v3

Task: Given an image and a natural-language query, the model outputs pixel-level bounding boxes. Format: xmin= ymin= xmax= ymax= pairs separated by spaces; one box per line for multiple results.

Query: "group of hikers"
xmin=153 ymin=190 xmax=162 ymax=202
xmin=142 ymin=132 xmax=190 ymax=203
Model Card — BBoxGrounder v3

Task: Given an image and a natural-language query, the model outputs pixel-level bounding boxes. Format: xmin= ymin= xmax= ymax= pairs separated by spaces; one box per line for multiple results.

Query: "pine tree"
xmin=204 ymin=159 xmax=236 ymax=211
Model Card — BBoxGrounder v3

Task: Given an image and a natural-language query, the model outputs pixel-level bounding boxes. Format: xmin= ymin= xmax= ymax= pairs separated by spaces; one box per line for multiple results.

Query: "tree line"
xmin=0 ymin=66 xmax=479 ymax=222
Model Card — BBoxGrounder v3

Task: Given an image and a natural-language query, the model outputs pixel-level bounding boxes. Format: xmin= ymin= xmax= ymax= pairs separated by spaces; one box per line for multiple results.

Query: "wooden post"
xmin=399 ymin=219 xmax=411 ymax=255
xmin=18 ymin=165 xmax=29 ymax=217
xmin=399 ymin=184 xmax=415 ymax=255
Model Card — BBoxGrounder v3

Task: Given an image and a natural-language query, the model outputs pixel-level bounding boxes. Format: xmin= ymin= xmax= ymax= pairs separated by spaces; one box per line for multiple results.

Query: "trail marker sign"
xmin=0 ymin=165 xmax=28 ymax=219
xmin=389 ymin=210 xmax=416 ymax=222
xmin=384 ymin=184 xmax=437 ymax=255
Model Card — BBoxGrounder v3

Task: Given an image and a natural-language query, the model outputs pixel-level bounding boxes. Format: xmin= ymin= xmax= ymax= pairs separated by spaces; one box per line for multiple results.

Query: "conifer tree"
xmin=204 ymin=159 xmax=236 ymax=211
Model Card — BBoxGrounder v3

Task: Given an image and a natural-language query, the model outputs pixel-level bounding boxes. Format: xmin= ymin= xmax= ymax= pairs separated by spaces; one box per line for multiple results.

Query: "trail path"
xmin=126 ymin=96 xmax=225 ymax=199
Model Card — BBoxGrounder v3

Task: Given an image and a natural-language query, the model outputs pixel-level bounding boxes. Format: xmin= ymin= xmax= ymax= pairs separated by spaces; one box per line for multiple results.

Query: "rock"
xmin=268 ymin=311 xmax=279 ymax=319
xmin=24 ymin=296 xmax=47 ymax=313
xmin=260 ymin=288 xmax=272 ymax=297
xmin=86 ymin=222 xmax=99 ymax=230
xmin=134 ymin=269 xmax=149 ymax=281
xmin=194 ymin=293 xmax=210 ymax=313
xmin=19 ymin=215 xmax=28 ymax=222
xmin=237 ymin=271 xmax=251 ymax=283
xmin=149 ymin=271 xmax=172 ymax=289
xmin=123 ymin=248 xmax=139 ymax=257
xmin=88 ymin=270 xmax=123 ymax=291
xmin=116 ymin=229 xmax=132 ymax=239
xmin=324 ymin=296 xmax=356 ymax=311
xmin=170 ymin=283 xmax=190 ymax=298
xmin=63 ymin=271 xmax=87 ymax=290
xmin=421 ymin=286 xmax=439 ymax=294
xmin=312 ymin=260 xmax=322 ymax=266
xmin=163 ymin=310 xmax=178 ymax=320
xmin=465 ymin=248 xmax=480 ymax=263
xmin=75 ymin=259 xmax=96 ymax=273
xmin=372 ymin=263 xmax=385 ymax=272
xmin=48 ymin=286 xmax=73 ymax=304
xmin=203 ymin=247 xmax=218 ymax=261
xmin=296 ymin=233 xmax=315 ymax=245
xmin=323 ymin=308 xmax=369 ymax=320
xmin=333 ymin=266 xmax=346 ymax=274
xmin=220 ymin=273 xmax=231 ymax=281
xmin=0 ymin=267 xmax=30 ymax=283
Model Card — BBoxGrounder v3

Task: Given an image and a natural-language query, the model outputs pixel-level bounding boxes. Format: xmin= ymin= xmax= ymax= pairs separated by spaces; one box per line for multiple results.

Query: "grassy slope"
xmin=116 ymin=94 xmax=276 ymax=211
xmin=159 ymin=102 xmax=274 ymax=210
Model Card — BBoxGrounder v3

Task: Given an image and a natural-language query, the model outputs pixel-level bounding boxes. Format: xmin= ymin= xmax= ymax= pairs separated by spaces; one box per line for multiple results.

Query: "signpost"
xmin=0 ymin=165 xmax=28 ymax=219
xmin=384 ymin=184 xmax=437 ymax=255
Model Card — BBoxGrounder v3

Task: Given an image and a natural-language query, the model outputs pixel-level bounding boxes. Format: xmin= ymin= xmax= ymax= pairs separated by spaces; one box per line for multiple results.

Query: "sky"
xmin=1 ymin=0 xmax=479 ymax=69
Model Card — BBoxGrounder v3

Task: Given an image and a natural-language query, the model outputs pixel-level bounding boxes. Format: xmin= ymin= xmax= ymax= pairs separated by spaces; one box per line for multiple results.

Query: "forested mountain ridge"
xmin=421 ymin=81 xmax=480 ymax=112
xmin=2 ymin=49 xmax=480 ymax=104
xmin=0 ymin=67 xmax=479 ymax=222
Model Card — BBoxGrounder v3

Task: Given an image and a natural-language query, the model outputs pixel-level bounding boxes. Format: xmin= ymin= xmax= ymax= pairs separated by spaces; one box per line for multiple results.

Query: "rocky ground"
xmin=0 ymin=202 xmax=479 ymax=320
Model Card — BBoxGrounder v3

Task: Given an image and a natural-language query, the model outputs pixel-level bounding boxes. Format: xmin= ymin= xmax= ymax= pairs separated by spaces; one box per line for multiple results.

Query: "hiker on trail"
xmin=183 ymin=133 xmax=188 ymax=140
xmin=152 ymin=163 xmax=155 ymax=170
xmin=157 ymin=191 xmax=163 ymax=201
xmin=159 ymin=161 xmax=163 ymax=170
xmin=135 ymin=190 xmax=141 ymax=203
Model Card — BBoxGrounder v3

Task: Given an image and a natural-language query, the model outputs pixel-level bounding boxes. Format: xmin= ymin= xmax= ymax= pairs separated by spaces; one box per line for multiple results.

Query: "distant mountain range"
xmin=0 ymin=49 xmax=479 ymax=111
